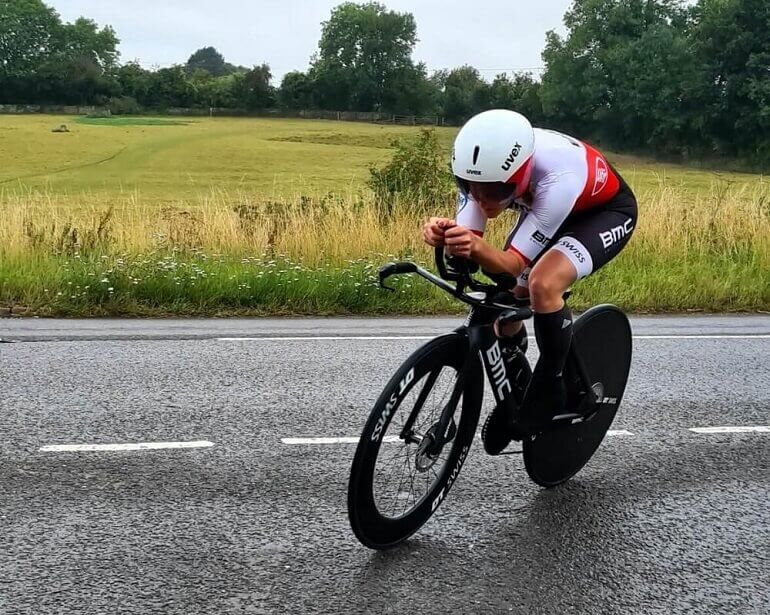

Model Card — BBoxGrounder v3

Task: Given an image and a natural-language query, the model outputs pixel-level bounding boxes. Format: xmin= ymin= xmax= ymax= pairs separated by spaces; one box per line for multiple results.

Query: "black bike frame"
xmin=381 ymin=248 xmax=599 ymax=448
xmin=432 ymin=309 xmax=523 ymax=448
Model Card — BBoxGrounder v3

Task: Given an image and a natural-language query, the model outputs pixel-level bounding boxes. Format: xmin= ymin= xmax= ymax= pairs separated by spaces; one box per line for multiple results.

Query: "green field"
xmin=0 ymin=115 xmax=424 ymax=200
xmin=2 ymin=114 xmax=759 ymax=200
xmin=1 ymin=114 xmax=768 ymax=316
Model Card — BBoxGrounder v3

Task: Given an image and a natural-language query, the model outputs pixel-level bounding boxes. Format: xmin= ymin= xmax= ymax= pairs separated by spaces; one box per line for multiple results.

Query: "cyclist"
xmin=423 ymin=109 xmax=638 ymax=455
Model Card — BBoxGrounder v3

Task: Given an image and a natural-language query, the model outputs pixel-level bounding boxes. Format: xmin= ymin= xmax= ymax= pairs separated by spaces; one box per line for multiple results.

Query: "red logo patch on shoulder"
xmin=592 ymin=157 xmax=609 ymax=196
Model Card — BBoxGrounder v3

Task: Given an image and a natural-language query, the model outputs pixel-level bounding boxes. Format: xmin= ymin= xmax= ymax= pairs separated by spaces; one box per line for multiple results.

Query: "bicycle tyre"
xmin=347 ymin=333 xmax=483 ymax=550
xmin=523 ymin=304 xmax=632 ymax=487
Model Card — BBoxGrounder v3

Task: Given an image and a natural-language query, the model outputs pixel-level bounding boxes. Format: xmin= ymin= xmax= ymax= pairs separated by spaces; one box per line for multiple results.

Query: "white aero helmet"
xmin=451 ymin=109 xmax=535 ymax=204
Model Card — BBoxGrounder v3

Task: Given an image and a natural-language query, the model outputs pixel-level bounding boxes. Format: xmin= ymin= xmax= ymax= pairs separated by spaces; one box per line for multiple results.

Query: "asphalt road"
xmin=1 ymin=315 xmax=768 ymax=614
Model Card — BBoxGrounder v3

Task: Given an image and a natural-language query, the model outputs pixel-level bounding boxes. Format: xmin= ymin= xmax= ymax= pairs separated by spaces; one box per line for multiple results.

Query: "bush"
xmin=368 ymin=128 xmax=454 ymax=218
xmin=108 ymin=96 xmax=142 ymax=115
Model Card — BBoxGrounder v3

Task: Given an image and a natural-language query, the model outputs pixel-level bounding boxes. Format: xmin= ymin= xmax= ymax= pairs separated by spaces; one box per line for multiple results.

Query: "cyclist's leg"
xmin=515 ymin=251 xmax=577 ymax=426
xmin=520 ymin=184 xmax=638 ymax=426
xmin=494 ymin=213 xmax=532 ymax=345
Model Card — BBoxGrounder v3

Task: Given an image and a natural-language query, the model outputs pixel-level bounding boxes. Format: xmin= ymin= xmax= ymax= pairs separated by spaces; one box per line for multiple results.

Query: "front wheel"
xmin=347 ymin=333 xmax=483 ymax=550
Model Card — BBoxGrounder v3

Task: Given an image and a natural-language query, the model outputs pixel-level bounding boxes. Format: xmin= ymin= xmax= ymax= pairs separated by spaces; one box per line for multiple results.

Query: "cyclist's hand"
xmin=444 ymin=225 xmax=477 ymax=259
xmin=423 ymin=217 xmax=456 ymax=247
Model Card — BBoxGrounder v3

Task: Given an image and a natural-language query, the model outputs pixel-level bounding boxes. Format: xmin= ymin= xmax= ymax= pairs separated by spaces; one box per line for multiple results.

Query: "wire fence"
xmin=0 ymin=104 xmax=449 ymax=126
xmin=374 ymin=114 xmax=443 ymax=126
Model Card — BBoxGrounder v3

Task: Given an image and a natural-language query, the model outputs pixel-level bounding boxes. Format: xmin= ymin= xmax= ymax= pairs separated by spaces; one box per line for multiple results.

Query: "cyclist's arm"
xmin=470 ymin=238 xmax=526 ymax=276
xmin=456 ymin=193 xmax=486 ymax=236
xmin=505 ymin=171 xmax=582 ymax=266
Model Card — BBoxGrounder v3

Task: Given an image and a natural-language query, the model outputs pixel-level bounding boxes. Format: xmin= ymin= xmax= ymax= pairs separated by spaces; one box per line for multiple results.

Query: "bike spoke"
xmin=371 ymin=361 xmax=463 ymax=520
xmin=389 ymin=453 xmax=412 ymax=517
xmin=399 ymin=368 xmax=442 ymax=440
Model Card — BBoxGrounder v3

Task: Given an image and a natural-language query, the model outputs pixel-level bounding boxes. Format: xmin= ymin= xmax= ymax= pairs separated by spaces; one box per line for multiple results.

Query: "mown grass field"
xmin=1 ymin=114 xmax=768 ymax=316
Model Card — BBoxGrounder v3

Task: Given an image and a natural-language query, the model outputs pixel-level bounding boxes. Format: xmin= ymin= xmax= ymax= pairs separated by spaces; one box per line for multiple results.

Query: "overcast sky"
xmin=48 ymin=0 xmax=572 ymax=82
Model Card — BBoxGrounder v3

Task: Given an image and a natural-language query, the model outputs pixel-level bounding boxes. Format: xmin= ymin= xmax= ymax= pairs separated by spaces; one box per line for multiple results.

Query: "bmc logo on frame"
xmin=600 ymin=219 xmax=634 ymax=249
xmin=485 ymin=341 xmax=512 ymax=400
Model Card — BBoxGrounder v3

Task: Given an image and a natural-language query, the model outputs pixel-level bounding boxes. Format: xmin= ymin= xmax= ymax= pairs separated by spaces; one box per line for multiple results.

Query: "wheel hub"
xmin=415 ymin=426 xmax=441 ymax=472
xmin=414 ymin=418 xmax=457 ymax=472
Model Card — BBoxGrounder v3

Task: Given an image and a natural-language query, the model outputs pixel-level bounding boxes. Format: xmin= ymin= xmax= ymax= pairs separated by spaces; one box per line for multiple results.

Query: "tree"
xmin=690 ymin=0 xmax=770 ymax=161
xmin=116 ymin=61 xmax=153 ymax=104
xmin=310 ymin=2 xmax=417 ymax=111
xmin=278 ymin=71 xmax=314 ymax=109
xmin=235 ymin=64 xmax=275 ymax=109
xmin=0 ymin=0 xmax=61 ymax=78
xmin=539 ymin=0 xmax=697 ymax=151
xmin=60 ymin=16 xmax=119 ymax=71
xmin=441 ymin=66 xmax=488 ymax=124
xmin=38 ymin=16 xmax=120 ymax=105
xmin=186 ymin=46 xmax=232 ymax=77
xmin=382 ymin=62 xmax=440 ymax=116
xmin=488 ymin=73 xmax=544 ymax=124
xmin=145 ymin=66 xmax=196 ymax=108
xmin=209 ymin=73 xmax=243 ymax=107
xmin=0 ymin=1 xmax=120 ymax=104
xmin=191 ymin=72 xmax=243 ymax=108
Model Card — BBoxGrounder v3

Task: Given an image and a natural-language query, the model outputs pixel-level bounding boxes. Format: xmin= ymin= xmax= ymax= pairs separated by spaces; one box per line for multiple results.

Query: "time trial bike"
xmin=347 ymin=247 xmax=632 ymax=550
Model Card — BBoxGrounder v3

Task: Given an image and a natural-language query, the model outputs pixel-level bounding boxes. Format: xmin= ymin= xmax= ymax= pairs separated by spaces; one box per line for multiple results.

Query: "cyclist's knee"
xmin=529 ymin=271 xmax=566 ymax=311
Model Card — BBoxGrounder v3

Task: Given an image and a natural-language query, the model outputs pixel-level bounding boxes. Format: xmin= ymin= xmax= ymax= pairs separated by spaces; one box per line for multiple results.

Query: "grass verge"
xmin=1 ymin=180 xmax=768 ymax=316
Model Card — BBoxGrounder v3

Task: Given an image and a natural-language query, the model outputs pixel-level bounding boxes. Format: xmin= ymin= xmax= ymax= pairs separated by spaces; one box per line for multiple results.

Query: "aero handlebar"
xmin=378 ymin=246 xmax=532 ymax=316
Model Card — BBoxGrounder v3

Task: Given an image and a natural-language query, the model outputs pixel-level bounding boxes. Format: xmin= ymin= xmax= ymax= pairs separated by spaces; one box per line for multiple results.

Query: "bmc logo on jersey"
xmin=592 ymin=158 xmax=609 ymax=196
xmin=530 ymin=230 xmax=549 ymax=246
xmin=600 ymin=219 xmax=634 ymax=249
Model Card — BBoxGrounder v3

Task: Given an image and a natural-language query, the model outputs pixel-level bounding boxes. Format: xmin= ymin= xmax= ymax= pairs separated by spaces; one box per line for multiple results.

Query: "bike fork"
xmin=431 ymin=325 xmax=518 ymax=451
xmin=399 ymin=324 xmax=521 ymax=453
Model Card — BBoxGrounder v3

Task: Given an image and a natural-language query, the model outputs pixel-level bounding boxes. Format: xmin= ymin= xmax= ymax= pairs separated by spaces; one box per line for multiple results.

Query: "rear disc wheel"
xmin=523 ymin=304 xmax=632 ymax=487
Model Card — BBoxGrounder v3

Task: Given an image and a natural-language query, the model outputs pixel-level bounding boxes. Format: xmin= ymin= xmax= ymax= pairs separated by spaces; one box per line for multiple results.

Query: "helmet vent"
xmin=472 ymin=145 xmax=480 ymax=166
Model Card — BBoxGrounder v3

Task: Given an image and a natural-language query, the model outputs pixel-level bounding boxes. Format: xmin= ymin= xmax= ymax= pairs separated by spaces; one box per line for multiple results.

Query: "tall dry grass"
xmin=1 ymin=179 xmax=768 ymax=315
xmin=3 ymin=181 xmax=768 ymax=262
xmin=1 ymin=188 xmax=433 ymax=265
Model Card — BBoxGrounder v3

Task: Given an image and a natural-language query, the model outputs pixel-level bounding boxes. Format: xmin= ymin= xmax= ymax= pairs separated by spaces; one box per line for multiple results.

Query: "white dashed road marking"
xmin=689 ymin=426 xmax=770 ymax=434
xmin=281 ymin=436 xmax=401 ymax=445
xmin=219 ymin=336 xmax=433 ymax=342
xmin=39 ymin=440 xmax=214 ymax=452
xmin=280 ymin=427 xmax=770 ymax=444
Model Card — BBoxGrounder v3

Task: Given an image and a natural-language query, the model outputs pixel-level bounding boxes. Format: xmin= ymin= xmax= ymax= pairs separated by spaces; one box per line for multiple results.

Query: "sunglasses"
xmin=455 ymin=178 xmax=518 ymax=207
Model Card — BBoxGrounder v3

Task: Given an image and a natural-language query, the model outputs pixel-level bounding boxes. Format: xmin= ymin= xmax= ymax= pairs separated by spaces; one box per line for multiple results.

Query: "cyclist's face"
xmin=467 ymin=183 xmax=514 ymax=218
xmin=477 ymin=198 xmax=507 ymax=218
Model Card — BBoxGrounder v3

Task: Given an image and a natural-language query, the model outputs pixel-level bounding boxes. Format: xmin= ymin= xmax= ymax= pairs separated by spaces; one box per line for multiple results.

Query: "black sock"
xmin=533 ymin=305 xmax=573 ymax=378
